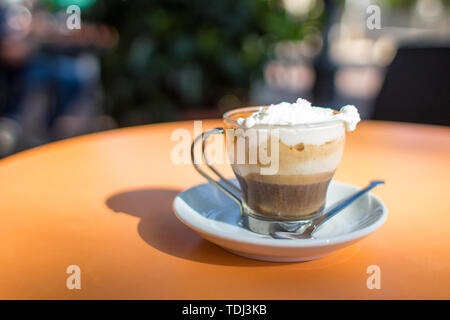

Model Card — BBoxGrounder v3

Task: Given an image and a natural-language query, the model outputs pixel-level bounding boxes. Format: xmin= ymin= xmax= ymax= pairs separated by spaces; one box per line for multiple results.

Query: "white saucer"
xmin=173 ymin=180 xmax=387 ymax=262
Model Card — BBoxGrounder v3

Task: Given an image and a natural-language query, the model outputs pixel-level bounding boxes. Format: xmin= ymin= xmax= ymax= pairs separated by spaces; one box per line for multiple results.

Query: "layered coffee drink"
xmin=223 ymin=98 xmax=360 ymax=221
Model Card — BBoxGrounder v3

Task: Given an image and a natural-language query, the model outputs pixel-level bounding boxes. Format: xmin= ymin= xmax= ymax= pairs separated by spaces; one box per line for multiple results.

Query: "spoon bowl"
xmin=271 ymin=180 xmax=385 ymax=240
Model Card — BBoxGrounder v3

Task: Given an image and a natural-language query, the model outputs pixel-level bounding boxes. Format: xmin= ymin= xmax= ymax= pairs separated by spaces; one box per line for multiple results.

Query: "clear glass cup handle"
xmin=191 ymin=128 xmax=243 ymax=210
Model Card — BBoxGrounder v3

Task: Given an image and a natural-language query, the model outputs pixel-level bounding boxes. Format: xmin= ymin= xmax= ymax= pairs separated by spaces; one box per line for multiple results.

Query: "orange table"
xmin=0 ymin=120 xmax=449 ymax=299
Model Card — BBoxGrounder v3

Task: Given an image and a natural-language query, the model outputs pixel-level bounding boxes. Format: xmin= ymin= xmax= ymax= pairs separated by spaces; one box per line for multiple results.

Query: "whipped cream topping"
xmin=237 ymin=98 xmax=360 ymax=132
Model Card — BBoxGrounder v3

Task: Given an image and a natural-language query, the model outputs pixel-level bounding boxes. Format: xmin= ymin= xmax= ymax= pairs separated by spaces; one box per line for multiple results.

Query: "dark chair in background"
xmin=373 ymin=46 xmax=450 ymax=126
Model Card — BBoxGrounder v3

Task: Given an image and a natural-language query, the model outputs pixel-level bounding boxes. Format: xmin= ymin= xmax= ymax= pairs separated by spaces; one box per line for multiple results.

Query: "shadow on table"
xmin=105 ymin=188 xmax=283 ymax=267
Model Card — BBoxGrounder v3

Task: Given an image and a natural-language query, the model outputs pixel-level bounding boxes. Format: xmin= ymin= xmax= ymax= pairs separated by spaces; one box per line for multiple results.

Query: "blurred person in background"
xmin=0 ymin=0 xmax=115 ymax=157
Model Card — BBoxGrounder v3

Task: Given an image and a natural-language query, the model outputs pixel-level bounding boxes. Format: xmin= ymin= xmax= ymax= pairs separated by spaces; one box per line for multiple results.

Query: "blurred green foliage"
xmin=43 ymin=0 xmax=97 ymax=9
xmin=83 ymin=0 xmax=323 ymax=124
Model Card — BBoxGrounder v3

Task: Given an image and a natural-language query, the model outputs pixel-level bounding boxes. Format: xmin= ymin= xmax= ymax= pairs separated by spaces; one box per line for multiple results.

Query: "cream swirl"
xmin=237 ymin=98 xmax=360 ymax=132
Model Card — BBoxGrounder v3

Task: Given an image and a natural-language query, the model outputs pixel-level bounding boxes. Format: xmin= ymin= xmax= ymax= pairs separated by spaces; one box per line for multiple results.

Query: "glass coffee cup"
xmin=192 ymin=106 xmax=346 ymax=234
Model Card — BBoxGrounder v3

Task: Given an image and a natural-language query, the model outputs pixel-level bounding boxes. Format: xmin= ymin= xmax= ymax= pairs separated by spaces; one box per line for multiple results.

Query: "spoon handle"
xmin=312 ymin=180 xmax=385 ymax=228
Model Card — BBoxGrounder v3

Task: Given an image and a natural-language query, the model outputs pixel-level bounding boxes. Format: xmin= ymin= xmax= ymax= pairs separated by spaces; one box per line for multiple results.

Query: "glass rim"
xmin=223 ymin=106 xmax=345 ymax=129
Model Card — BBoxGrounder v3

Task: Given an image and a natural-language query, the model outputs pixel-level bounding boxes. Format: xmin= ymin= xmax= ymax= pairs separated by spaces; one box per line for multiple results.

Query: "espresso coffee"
xmin=225 ymin=119 xmax=346 ymax=219
xmin=236 ymin=174 xmax=333 ymax=220
xmin=231 ymin=136 xmax=342 ymax=220
xmin=222 ymin=98 xmax=360 ymax=221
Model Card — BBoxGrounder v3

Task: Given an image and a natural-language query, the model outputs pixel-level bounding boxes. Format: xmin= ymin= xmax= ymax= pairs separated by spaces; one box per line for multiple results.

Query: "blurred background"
xmin=0 ymin=0 xmax=449 ymax=157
